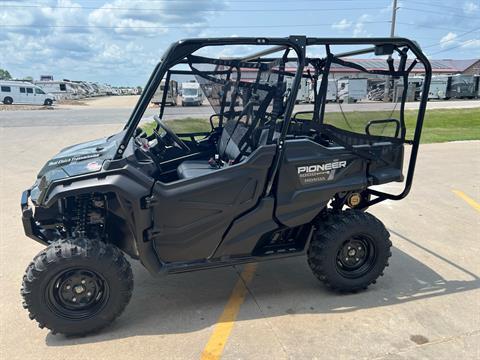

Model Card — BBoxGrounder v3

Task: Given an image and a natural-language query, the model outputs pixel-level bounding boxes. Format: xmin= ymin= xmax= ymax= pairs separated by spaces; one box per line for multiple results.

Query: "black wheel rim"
xmin=335 ymin=235 xmax=377 ymax=278
xmin=46 ymin=268 xmax=109 ymax=320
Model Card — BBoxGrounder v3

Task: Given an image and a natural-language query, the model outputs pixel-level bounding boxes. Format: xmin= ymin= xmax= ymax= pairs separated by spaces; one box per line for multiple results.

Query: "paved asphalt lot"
xmin=0 ymin=107 xmax=479 ymax=359
xmin=0 ymin=99 xmax=479 ymax=128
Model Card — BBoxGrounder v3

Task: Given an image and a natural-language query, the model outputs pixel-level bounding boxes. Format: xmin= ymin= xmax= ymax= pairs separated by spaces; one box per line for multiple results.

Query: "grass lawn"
xmin=142 ymin=107 xmax=480 ymax=144
xmin=142 ymin=117 xmax=212 ymax=135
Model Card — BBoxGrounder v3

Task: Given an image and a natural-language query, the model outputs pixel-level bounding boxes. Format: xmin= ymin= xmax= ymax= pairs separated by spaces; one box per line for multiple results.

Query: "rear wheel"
xmin=307 ymin=210 xmax=391 ymax=292
xmin=21 ymin=238 xmax=133 ymax=336
xmin=3 ymin=97 xmax=13 ymax=105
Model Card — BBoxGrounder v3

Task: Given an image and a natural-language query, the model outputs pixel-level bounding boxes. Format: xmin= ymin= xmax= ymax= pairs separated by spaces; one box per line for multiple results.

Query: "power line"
xmin=0 ymin=21 xmax=390 ymax=30
xmin=400 ymin=7 xmax=480 ymax=19
xmin=396 ymin=21 xmax=479 ymax=33
xmin=0 ymin=4 xmax=385 ymax=12
xmin=429 ymin=39 xmax=478 ymax=55
xmin=401 ymin=0 xmax=467 ymax=12
xmin=422 ymin=27 xmax=480 ymax=49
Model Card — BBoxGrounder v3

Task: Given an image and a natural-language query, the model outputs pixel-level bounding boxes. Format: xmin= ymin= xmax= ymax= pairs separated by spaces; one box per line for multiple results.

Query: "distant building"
xmin=239 ymin=59 xmax=480 ymax=82
xmin=328 ymin=58 xmax=480 ymax=77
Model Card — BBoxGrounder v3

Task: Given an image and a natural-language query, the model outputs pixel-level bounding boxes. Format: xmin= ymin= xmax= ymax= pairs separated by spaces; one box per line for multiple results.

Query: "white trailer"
xmin=308 ymin=78 xmax=337 ymax=102
xmin=297 ymin=78 xmax=310 ymax=103
xmin=475 ymin=75 xmax=480 ymax=98
xmin=1 ymin=80 xmax=54 ymax=105
xmin=427 ymin=76 xmax=449 ymax=100
xmin=34 ymin=80 xmax=78 ymax=100
xmin=152 ymin=80 xmax=178 ymax=105
xmin=181 ymin=82 xmax=203 ymax=106
xmin=286 ymin=77 xmax=311 ymax=103
xmin=337 ymin=78 xmax=368 ymax=102
xmin=447 ymin=74 xmax=476 ymax=99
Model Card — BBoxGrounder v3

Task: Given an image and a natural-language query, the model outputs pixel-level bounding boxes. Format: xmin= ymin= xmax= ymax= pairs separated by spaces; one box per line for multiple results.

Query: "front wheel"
xmin=3 ymin=97 xmax=13 ymax=105
xmin=21 ymin=238 xmax=133 ymax=336
xmin=308 ymin=210 xmax=391 ymax=292
xmin=44 ymin=99 xmax=53 ymax=106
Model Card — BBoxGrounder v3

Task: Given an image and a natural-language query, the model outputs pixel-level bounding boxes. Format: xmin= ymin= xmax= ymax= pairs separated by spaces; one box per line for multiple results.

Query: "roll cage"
xmin=117 ymin=36 xmax=432 ymax=207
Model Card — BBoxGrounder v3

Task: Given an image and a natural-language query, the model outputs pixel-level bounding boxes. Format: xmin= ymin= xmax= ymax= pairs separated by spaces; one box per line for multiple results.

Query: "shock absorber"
xmin=74 ymin=194 xmax=92 ymax=238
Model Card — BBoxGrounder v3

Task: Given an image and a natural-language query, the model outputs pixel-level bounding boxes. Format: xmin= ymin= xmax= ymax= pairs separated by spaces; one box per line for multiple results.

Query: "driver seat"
xmin=177 ymin=81 xmax=285 ymax=180
xmin=177 ymin=119 xmax=248 ymax=179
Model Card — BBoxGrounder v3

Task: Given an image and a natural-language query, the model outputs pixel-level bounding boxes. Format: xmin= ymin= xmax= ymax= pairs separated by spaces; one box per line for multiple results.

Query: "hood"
xmin=30 ymin=132 xmax=124 ymax=203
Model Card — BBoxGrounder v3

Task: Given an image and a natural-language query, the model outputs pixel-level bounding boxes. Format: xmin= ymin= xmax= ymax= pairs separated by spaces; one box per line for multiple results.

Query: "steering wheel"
xmin=153 ymin=115 xmax=190 ymax=152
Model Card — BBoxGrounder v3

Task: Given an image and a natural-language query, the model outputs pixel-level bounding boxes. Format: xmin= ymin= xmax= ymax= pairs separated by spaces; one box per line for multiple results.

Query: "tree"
xmin=0 ymin=69 xmax=12 ymax=80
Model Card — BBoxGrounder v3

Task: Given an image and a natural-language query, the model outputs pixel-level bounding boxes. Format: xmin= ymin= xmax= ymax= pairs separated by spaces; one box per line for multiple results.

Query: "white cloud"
xmin=332 ymin=19 xmax=352 ymax=31
xmin=440 ymin=32 xmax=458 ymax=48
xmin=463 ymin=1 xmax=479 ymax=14
xmin=351 ymin=14 xmax=372 ymax=37
xmin=461 ymin=39 xmax=480 ymax=48
xmin=0 ymin=0 xmax=229 ymax=85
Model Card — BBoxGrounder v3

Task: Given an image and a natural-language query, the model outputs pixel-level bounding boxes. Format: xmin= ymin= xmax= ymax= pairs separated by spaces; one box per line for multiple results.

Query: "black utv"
xmin=20 ymin=36 xmax=431 ymax=336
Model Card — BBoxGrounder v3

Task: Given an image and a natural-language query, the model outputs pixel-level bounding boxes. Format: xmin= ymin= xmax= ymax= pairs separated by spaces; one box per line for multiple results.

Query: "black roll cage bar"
xmin=116 ymin=36 xmax=432 ymax=206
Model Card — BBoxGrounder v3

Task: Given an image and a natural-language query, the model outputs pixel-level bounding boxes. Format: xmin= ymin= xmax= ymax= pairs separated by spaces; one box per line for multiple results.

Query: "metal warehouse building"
xmin=326 ymin=58 xmax=480 ymax=78
xmin=239 ymin=59 xmax=479 ymax=80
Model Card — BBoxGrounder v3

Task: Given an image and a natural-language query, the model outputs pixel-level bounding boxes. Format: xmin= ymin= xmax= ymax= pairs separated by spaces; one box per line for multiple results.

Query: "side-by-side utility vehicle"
xmin=20 ymin=36 xmax=431 ymax=336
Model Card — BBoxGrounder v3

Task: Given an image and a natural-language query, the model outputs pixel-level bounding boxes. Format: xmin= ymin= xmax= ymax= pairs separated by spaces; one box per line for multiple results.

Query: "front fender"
xmin=42 ymin=165 xmax=163 ymax=275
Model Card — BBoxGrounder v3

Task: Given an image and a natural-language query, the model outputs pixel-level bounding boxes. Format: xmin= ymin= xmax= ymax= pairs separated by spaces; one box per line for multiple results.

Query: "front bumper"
xmin=21 ymin=189 xmax=48 ymax=245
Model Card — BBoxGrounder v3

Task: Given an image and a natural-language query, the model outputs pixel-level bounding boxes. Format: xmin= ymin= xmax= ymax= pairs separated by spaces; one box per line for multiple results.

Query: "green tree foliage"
xmin=0 ymin=69 xmax=12 ymax=80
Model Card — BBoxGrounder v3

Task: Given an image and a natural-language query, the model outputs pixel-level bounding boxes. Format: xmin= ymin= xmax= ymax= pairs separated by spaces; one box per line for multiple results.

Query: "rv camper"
xmin=34 ymin=80 xmax=78 ymax=100
xmin=286 ymin=77 xmax=310 ymax=103
xmin=297 ymin=78 xmax=310 ymax=103
xmin=152 ymin=80 xmax=178 ymax=106
xmin=446 ymin=74 xmax=476 ymax=99
xmin=337 ymin=78 xmax=368 ymax=102
xmin=427 ymin=76 xmax=449 ymax=100
xmin=474 ymin=75 xmax=480 ymax=98
xmin=308 ymin=78 xmax=337 ymax=102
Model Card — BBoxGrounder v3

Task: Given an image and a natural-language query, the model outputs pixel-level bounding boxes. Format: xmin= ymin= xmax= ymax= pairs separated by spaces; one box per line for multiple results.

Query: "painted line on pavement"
xmin=200 ymin=263 xmax=257 ymax=360
xmin=453 ymin=190 xmax=480 ymax=213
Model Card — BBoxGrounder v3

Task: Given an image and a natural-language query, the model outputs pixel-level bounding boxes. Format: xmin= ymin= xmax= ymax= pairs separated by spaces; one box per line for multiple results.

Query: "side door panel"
xmin=150 ymin=145 xmax=276 ymax=263
xmin=26 ymin=88 xmax=34 ymax=104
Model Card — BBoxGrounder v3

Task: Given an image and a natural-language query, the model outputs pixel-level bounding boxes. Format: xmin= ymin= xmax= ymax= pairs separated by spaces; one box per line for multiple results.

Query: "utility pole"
xmin=389 ymin=0 xmax=397 ymax=38
xmin=384 ymin=0 xmax=398 ymax=102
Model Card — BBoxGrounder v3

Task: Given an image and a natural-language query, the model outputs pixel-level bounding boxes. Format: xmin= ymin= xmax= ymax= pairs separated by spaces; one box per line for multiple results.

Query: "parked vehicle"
xmin=152 ymin=80 xmax=178 ymax=106
xmin=34 ymin=80 xmax=78 ymax=100
xmin=181 ymin=81 xmax=203 ymax=106
xmin=20 ymin=36 xmax=431 ymax=336
xmin=475 ymin=75 xmax=480 ymax=98
xmin=309 ymin=78 xmax=337 ymax=102
xmin=287 ymin=77 xmax=310 ymax=103
xmin=446 ymin=74 xmax=476 ymax=99
xmin=408 ymin=76 xmax=424 ymax=101
xmin=337 ymin=78 xmax=368 ymax=102
xmin=427 ymin=76 xmax=449 ymax=100
xmin=1 ymin=80 xmax=54 ymax=105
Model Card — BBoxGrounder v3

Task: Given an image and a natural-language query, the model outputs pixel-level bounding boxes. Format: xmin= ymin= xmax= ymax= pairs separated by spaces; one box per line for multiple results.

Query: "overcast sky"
xmin=0 ymin=0 xmax=479 ymax=86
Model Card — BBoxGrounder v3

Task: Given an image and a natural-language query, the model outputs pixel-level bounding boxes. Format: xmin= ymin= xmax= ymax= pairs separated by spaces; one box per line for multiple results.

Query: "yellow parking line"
xmin=453 ymin=190 xmax=480 ymax=213
xmin=200 ymin=263 xmax=257 ymax=360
